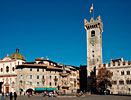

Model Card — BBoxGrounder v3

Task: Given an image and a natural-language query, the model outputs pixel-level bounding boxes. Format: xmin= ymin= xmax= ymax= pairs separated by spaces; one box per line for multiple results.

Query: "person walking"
xmin=14 ymin=92 xmax=17 ymax=100
xmin=10 ymin=92 xmax=13 ymax=100
xmin=1 ymin=93 xmax=4 ymax=100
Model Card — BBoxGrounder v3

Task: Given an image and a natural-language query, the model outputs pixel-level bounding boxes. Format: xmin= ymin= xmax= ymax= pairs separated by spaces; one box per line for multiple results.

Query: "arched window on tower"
xmin=6 ymin=66 xmax=9 ymax=73
xmin=91 ymin=30 xmax=95 ymax=37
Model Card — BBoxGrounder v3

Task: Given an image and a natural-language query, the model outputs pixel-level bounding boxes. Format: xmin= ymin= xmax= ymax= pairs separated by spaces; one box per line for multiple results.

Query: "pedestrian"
xmin=14 ymin=92 xmax=17 ymax=100
xmin=1 ymin=93 xmax=4 ymax=100
xmin=29 ymin=91 xmax=31 ymax=97
xmin=6 ymin=93 xmax=9 ymax=98
xmin=10 ymin=92 xmax=13 ymax=100
xmin=104 ymin=90 xmax=106 ymax=95
xmin=27 ymin=92 xmax=30 ymax=98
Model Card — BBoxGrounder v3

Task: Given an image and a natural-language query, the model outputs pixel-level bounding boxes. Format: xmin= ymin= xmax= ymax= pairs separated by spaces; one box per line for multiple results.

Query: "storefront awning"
xmin=35 ymin=87 xmax=56 ymax=91
xmin=46 ymin=87 xmax=56 ymax=91
xmin=35 ymin=87 xmax=46 ymax=91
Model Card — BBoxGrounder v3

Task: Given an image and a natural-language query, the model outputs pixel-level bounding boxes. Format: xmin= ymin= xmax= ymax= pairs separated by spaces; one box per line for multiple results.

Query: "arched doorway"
xmin=26 ymin=88 xmax=33 ymax=95
xmin=4 ymin=82 xmax=10 ymax=93
xmin=0 ymin=82 xmax=3 ymax=93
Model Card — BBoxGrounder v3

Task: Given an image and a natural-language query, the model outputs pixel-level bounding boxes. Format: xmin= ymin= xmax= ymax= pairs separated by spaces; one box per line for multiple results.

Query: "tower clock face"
xmin=90 ymin=37 xmax=97 ymax=44
xmin=90 ymin=38 xmax=96 ymax=44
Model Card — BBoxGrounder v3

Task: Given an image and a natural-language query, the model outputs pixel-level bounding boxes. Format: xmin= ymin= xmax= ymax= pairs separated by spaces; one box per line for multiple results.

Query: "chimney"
xmin=57 ymin=62 xmax=59 ymax=65
xmin=41 ymin=57 xmax=43 ymax=59
xmin=47 ymin=57 xmax=49 ymax=60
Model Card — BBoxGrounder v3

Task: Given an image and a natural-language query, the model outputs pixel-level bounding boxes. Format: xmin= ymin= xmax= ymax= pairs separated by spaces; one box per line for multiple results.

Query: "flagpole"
xmin=92 ymin=3 xmax=94 ymax=19
xmin=92 ymin=0 xmax=94 ymax=18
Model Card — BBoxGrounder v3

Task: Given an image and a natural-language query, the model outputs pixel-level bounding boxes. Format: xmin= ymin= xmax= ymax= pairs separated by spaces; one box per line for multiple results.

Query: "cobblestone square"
xmin=4 ymin=95 xmax=131 ymax=100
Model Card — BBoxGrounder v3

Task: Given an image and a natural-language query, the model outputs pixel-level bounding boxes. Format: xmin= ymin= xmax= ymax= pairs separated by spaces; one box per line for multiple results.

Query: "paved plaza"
xmin=4 ymin=95 xmax=131 ymax=100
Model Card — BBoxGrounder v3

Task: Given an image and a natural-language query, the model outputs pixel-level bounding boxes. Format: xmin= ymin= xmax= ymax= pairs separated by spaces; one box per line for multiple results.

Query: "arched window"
xmin=12 ymin=67 xmax=15 ymax=71
xmin=11 ymin=82 xmax=15 ymax=88
xmin=91 ymin=30 xmax=95 ymax=37
xmin=50 ymin=82 xmax=52 ymax=86
xmin=6 ymin=66 xmax=9 ymax=72
xmin=1 ymin=68 xmax=3 ymax=72
xmin=121 ymin=71 xmax=124 ymax=75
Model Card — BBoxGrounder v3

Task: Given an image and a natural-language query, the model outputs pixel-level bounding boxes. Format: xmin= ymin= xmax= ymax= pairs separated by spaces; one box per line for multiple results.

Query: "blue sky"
xmin=0 ymin=0 xmax=131 ymax=67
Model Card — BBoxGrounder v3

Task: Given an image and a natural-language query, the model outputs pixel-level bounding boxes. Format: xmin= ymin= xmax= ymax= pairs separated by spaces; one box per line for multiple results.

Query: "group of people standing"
xmin=9 ymin=92 xmax=17 ymax=100
xmin=1 ymin=92 xmax=17 ymax=100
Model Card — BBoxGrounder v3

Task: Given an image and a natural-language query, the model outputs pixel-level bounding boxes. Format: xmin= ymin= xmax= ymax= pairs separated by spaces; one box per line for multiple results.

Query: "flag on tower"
xmin=90 ymin=3 xmax=93 ymax=14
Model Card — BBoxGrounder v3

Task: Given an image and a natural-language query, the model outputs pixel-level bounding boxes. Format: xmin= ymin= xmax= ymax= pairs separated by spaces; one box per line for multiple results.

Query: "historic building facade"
xmin=16 ymin=57 xmax=80 ymax=95
xmin=82 ymin=16 xmax=131 ymax=95
xmin=84 ymin=16 xmax=103 ymax=76
xmin=96 ymin=58 xmax=131 ymax=94
xmin=0 ymin=49 xmax=79 ymax=95
xmin=0 ymin=48 xmax=25 ymax=93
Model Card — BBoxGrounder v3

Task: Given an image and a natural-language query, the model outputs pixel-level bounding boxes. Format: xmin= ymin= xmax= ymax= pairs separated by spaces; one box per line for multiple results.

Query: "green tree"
xmin=96 ymin=67 xmax=113 ymax=94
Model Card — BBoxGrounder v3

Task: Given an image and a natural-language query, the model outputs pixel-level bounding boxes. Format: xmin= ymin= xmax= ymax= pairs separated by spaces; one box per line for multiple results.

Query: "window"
xmin=92 ymin=55 xmax=94 ymax=57
xmin=119 ymin=80 xmax=124 ymax=85
xmin=126 ymin=80 xmax=130 ymax=84
xmin=30 ymin=68 xmax=32 ymax=71
xmin=30 ymin=75 xmax=32 ymax=79
xmin=91 ymin=30 xmax=95 ymax=37
xmin=1 ymin=68 xmax=3 ymax=72
xmin=37 ymin=82 xmax=39 ymax=86
xmin=97 ymin=58 xmax=99 ymax=62
xmin=127 ymin=71 xmax=130 ymax=75
xmin=6 ymin=66 xmax=9 ymax=72
xmin=37 ymin=76 xmax=39 ymax=79
xmin=50 ymin=76 xmax=51 ymax=80
xmin=121 ymin=71 xmax=124 ymax=75
xmin=30 ymin=82 xmax=32 ymax=86
xmin=113 ymin=81 xmax=117 ymax=85
xmin=42 ymin=76 xmax=44 ymax=79
xmin=92 ymin=50 xmax=94 ymax=53
xmin=11 ymin=82 xmax=15 ymax=88
xmin=50 ymin=82 xmax=51 ymax=86
xmin=37 ymin=68 xmax=39 ymax=72
xmin=55 ymin=82 xmax=57 ymax=86
xmin=42 ymin=69 xmax=44 ymax=72
xmin=12 ymin=67 xmax=15 ymax=71
xmin=20 ymin=80 xmax=22 ymax=86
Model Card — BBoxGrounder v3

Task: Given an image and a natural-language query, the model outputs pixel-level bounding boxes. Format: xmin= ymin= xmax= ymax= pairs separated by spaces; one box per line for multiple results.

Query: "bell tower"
xmin=84 ymin=16 xmax=103 ymax=76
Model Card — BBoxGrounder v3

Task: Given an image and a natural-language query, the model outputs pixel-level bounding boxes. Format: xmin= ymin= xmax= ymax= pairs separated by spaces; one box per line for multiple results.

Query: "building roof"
xmin=35 ymin=58 xmax=57 ymax=65
xmin=10 ymin=48 xmax=25 ymax=61
xmin=2 ymin=54 xmax=12 ymax=61
xmin=16 ymin=64 xmax=63 ymax=71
